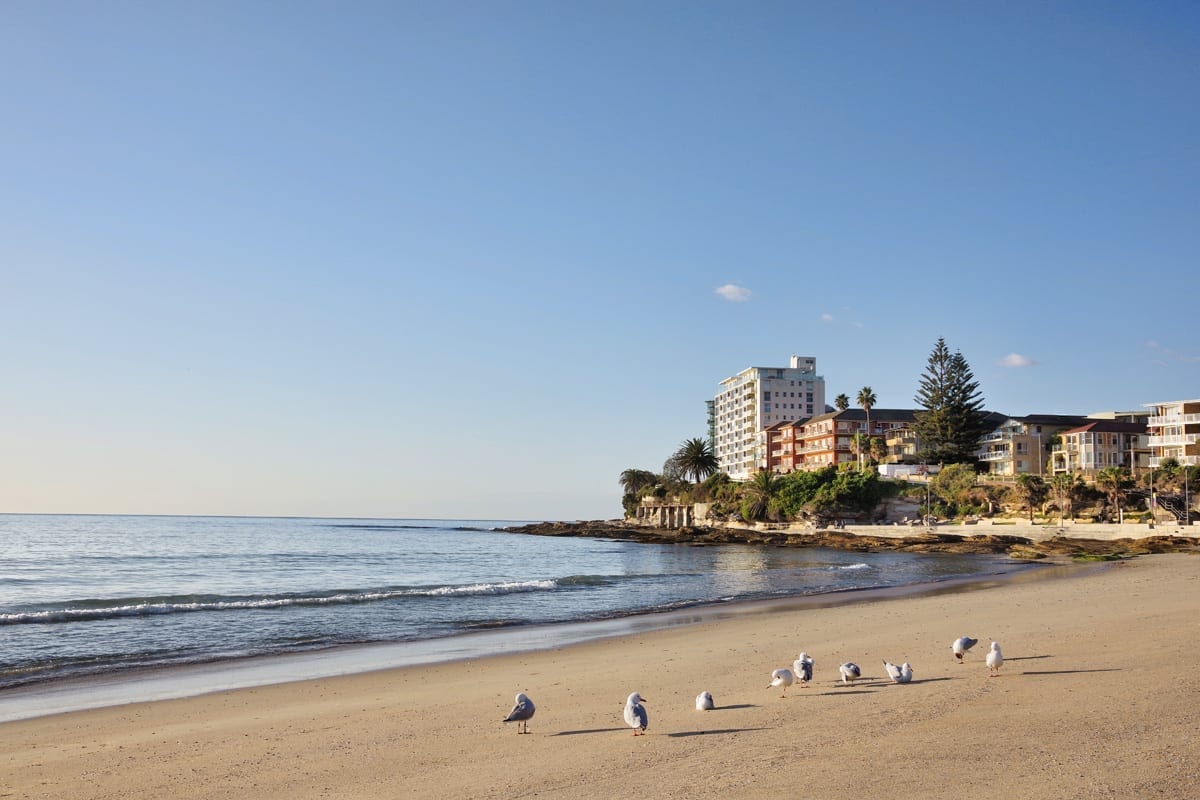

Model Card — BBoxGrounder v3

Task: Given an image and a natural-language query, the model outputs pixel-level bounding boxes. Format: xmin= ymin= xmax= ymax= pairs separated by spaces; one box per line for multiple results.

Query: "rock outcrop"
xmin=500 ymin=521 xmax=1200 ymax=558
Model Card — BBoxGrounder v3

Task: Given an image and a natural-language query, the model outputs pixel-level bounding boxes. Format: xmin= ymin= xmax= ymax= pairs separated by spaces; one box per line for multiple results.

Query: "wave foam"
xmin=0 ymin=580 xmax=562 ymax=625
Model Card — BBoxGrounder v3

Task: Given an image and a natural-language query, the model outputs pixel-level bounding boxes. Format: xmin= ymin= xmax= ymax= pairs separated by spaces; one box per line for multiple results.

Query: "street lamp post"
xmin=1150 ymin=465 xmax=1156 ymax=529
xmin=1186 ymin=466 xmax=1191 ymax=526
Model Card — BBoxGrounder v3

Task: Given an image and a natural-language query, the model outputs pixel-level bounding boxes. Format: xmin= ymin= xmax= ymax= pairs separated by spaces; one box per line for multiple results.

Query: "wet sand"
xmin=3 ymin=554 xmax=1198 ymax=799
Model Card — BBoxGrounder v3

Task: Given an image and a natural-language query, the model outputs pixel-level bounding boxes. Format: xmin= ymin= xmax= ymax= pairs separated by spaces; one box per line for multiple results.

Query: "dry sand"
xmin=3 ymin=554 xmax=1198 ymax=799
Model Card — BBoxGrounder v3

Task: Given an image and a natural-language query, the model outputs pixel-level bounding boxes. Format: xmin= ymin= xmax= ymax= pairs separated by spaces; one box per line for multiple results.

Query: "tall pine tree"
xmin=912 ymin=338 xmax=989 ymax=464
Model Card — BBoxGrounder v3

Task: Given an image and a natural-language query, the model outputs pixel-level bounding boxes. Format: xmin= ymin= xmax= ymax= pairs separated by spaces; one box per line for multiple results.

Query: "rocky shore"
xmin=501 ymin=520 xmax=1200 ymax=559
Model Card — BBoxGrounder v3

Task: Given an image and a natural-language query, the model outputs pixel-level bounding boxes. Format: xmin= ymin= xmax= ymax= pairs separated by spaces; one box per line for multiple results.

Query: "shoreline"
xmin=502 ymin=519 xmax=1200 ymax=556
xmin=4 ymin=553 xmax=1197 ymax=798
xmin=0 ymin=553 xmax=1055 ymax=724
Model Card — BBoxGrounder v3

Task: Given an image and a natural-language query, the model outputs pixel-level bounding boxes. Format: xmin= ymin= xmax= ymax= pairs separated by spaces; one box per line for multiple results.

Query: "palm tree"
xmin=834 ymin=393 xmax=850 ymax=412
xmin=1049 ymin=472 xmax=1081 ymax=525
xmin=855 ymin=387 xmax=876 ymax=470
xmin=869 ymin=435 xmax=888 ymax=466
xmin=1095 ymin=467 xmax=1133 ymax=523
xmin=856 ymin=386 xmax=876 ymax=435
xmin=1014 ymin=474 xmax=1048 ymax=523
xmin=741 ymin=469 xmax=780 ymax=521
xmin=666 ymin=437 xmax=720 ymax=485
xmin=618 ymin=468 xmax=658 ymax=497
xmin=850 ymin=432 xmax=869 ymax=471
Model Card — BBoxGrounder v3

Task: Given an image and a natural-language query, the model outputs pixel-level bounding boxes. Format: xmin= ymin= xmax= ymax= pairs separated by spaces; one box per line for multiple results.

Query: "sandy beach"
xmin=3 ymin=553 xmax=1198 ymax=799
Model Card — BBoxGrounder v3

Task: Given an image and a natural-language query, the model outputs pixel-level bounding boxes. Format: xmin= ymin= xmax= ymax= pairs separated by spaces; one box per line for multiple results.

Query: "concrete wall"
xmin=820 ymin=520 xmax=1194 ymax=543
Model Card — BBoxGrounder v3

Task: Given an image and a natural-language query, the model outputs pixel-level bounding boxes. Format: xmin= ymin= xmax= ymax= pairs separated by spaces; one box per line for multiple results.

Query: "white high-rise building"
xmin=712 ymin=355 xmax=826 ymax=481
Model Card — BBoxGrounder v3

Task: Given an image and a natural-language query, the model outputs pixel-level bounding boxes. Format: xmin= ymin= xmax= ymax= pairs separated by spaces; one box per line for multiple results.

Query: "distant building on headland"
xmin=710 ymin=355 xmax=825 ymax=481
xmin=706 ymin=353 xmax=1193 ymax=481
xmin=1145 ymin=399 xmax=1200 ymax=468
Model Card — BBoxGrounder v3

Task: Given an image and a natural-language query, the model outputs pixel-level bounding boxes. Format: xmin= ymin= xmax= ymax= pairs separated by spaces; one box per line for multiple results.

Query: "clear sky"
xmin=2 ymin=2 xmax=1197 ymax=520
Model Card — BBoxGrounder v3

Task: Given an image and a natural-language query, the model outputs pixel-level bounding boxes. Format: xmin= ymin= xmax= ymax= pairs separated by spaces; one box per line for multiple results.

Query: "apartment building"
xmin=795 ymin=409 xmax=917 ymax=470
xmin=762 ymin=409 xmax=917 ymax=473
xmin=765 ymin=420 xmax=805 ymax=474
xmin=1051 ymin=421 xmax=1147 ymax=475
xmin=977 ymin=415 xmax=1087 ymax=477
xmin=712 ymin=355 xmax=825 ymax=480
xmin=1145 ymin=399 xmax=1200 ymax=467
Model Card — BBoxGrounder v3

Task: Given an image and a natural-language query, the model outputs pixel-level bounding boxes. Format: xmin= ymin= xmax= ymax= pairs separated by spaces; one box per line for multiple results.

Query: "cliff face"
xmin=500 ymin=521 xmax=1200 ymax=558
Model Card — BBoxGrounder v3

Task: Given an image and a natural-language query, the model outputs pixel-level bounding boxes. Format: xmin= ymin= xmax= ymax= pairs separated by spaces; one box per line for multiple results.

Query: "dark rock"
xmin=498 ymin=522 xmax=1200 ymax=558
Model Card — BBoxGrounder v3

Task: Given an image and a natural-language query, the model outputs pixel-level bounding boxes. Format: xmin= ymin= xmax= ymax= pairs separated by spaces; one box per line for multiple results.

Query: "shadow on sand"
xmin=667 ymin=728 xmax=770 ymax=738
xmin=1021 ymin=668 xmax=1120 ymax=676
xmin=551 ymin=727 xmax=631 ymax=736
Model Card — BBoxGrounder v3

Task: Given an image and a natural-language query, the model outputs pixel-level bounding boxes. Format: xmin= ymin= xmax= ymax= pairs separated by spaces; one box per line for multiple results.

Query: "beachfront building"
xmin=712 ymin=355 xmax=825 ymax=480
xmin=1050 ymin=420 xmax=1148 ymax=475
xmin=977 ymin=415 xmax=1087 ymax=477
xmin=765 ymin=420 xmax=805 ymax=474
xmin=789 ymin=409 xmax=917 ymax=471
xmin=1145 ymin=399 xmax=1200 ymax=467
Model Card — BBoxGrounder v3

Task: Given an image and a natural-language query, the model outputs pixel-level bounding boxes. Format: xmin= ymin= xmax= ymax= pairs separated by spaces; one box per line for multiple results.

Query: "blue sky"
xmin=2 ymin=2 xmax=1197 ymax=520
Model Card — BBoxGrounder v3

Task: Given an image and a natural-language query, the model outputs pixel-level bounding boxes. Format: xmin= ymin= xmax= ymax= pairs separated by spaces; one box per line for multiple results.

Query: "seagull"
xmin=624 ymin=692 xmax=649 ymax=735
xmin=882 ymin=660 xmax=914 ymax=684
xmin=502 ymin=692 xmax=536 ymax=734
xmin=839 ymin=662 xmax=862 ymax=685
xmin=952 ymin=636 xmax=979 ymax=663
xmin=793 ymin=652 xmax=814 ymax=686
xmin=695 ymin=690 xmax=715 ymax=711
xmin=767 ymin=667 xmax=795 ymax=697
xmin=986 ymin=641 xmax=1004 ymax=676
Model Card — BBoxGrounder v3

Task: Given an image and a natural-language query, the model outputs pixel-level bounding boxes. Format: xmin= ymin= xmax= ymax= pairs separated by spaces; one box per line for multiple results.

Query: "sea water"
xmin=0 ymin=514 xmax=1018 ymax=693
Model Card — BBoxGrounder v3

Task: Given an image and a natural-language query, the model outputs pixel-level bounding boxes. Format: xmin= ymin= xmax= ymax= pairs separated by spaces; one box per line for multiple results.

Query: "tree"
xmin=857 ymin=386 xmax=876 ymax=434
xmin=912 ymin=338 xmax=989 ymax=464
xmin=1095 ymin=466 xmax=1133 ymax=523
xmin=618 ymin=468 xmax=658 ymax=497
xmin=1049 ymin=472 xmax=1083 ymax=524
xmin=664 ymin=437 xmax=720 ymax=485
xmin=1014 ymin=474 xmax=1048 ymax=523
xmin=854 ymin=386 xmax=876 ymax=470
xmin=929 ymin=463 xmax=983 ymax=515
xmin=740 ymin=470 xmax=781 ymax=521
xmin=850 ymin=432 xmax=869 ymax=470
xmin=869 ymin=435 xmax=889 ymax=465
xmin=834 ymin=393 xmax=850 ymax=412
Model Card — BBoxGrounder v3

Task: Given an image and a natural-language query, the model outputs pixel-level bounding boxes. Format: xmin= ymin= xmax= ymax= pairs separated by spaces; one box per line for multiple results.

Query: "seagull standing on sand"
xmin=793 ymin=652 xmax=814 ymax=686
xmin=986 ymin=641 xmax=1004 ymax=676
xmin=503 ymin=692 xmax=536 ymax=734
xmin=624 ymin=692 xmax=649 ymax=735
xmin=768 ymin=667 xmax=795 ymax=697
xmin=952 ymin=636 xmax=979 ymax=663
xmin=839 ymin=662 xmax=862 ymax=685
xmin=882 ymin=660 xmax=914 ymax=684
xmin=695 ymin=690 xmax=715 ymax=711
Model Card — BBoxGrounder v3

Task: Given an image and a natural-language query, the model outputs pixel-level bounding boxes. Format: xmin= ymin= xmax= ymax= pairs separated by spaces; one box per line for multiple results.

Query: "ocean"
xmin=0 ymin=514 xmax=1022 ymax=701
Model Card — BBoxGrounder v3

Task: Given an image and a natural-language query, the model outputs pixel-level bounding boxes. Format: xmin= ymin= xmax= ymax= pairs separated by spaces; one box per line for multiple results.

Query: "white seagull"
xmin=952 ymin=636 xmax=979 ymax=663
xmin=502 ymin=692 xmax=536 ymax=734
xmin=986 ymin=641 xmax=1004 ymax=676
xmin=767 ymin=667 xmax=795 ymax=697
xmin=695 ymin=690 xmax=715 ymax=711
xmin=839 ymin=662 xmax=862 ymax=685
xmin=882 ymin=660 xmax=914 ymax=684
xmin=793 ymin=652 xmax=814 ymax=686
xmin=624 ymin=692 xmax=649 ymax=735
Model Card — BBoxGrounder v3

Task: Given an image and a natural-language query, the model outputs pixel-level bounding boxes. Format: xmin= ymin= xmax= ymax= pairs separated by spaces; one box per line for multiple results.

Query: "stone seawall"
xmin=801 ymin=520 xmax=1195 ymax=543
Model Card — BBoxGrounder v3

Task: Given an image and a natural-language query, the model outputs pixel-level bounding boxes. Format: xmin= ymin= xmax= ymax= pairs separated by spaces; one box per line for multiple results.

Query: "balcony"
xmin=1148 ymin=434 xmax=1199 ymax=447
xmin=1151 ymin=455 xmax=1200 ymax=467
xmin=979 ymin=451 xmax=1010 ymax=462
xmin=1148 ymin=413 xmax=1200 ymax=426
